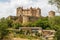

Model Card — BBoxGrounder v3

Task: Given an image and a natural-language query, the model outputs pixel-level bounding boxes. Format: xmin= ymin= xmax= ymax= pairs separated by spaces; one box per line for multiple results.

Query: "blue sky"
xmin=0 ymin=0 xmax=59 ymax=18
xmin=0 ymin=0 xmax=10 ymax=2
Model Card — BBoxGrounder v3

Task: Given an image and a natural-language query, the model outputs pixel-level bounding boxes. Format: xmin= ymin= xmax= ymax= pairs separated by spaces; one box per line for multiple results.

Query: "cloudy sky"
xmin=0 ymin=0 xmax=59 ymax=18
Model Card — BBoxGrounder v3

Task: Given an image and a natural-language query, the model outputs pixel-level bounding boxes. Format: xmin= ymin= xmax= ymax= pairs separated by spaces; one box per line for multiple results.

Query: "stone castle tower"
xmin=16 ymin=7 xmax=41 ymax=24
xmin=48 ymin=11 xmax=55 ymax=18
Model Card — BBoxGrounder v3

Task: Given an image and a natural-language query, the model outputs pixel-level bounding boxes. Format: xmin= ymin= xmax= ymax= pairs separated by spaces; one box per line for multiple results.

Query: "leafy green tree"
xmin=12 ymin=22 xmax=22 ymax=29
xmin=49 ymin=16 xmax=60 ymax=31
xmin=6 ymin=19 xmax=13 ymax=28
xmin=54 ymin=30 xmax=60 ymax=40
xmin=34 ymin=17 xmax=50 ymax=29
xmin=49 ymin=0 xmax=60 ymax=12
xmin=0 ymin=18 xmax=9 ymax=40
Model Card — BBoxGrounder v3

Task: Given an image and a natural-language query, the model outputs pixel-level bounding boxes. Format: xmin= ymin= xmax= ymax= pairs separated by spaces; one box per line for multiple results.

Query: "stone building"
xmin=48 ymin=11 xmax=55 ymax=18
xmin=16 ymin=7 xmax=41 ymax=24
xmin=7 ymin=7 xmax=56 ymax=24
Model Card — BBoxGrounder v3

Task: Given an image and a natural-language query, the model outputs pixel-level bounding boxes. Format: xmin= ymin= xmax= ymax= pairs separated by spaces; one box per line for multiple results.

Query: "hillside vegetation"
xmin=0 ymin=16 xmax=60 ymax=40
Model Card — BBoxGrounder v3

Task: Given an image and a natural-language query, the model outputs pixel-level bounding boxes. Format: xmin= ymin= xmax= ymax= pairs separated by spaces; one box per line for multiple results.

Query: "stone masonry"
xmin=16 ymin=7 xmax=41 ymax=24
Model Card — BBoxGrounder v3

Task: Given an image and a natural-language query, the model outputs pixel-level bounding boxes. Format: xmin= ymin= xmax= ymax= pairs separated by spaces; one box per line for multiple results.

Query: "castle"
xmin=7 ymin=7 xmax=55 ymax=24
xmin=16 ymin=7 xmax=41 ymax=24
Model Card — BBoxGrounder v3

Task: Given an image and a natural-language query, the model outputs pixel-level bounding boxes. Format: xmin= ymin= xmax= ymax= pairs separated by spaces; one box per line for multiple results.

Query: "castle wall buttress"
xmin=23 ymin=16 xmax=29 ymax=24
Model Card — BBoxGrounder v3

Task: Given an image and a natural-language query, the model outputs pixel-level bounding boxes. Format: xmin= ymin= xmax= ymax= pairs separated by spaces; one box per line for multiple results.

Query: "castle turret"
xmin=29 ymin=7 xmax=33 ymax=16
xmin=36 ymin=8 xmax=41 ymax=17
xmin=17 ymin=7 xmax=23 ymax=16
xmin=48 ymin=11 xmax=55 ymax=18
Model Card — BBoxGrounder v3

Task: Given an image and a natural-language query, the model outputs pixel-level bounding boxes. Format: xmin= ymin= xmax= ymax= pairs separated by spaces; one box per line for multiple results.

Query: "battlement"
xmin=17 ymin=7 xmax=41 ymax=17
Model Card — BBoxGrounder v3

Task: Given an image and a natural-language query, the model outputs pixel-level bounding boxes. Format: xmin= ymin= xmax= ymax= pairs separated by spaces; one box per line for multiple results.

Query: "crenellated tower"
xmin=48 ymin=11 xmax=55 ymax=18
xmin=17 ymin=7 xmax=23 ymax=16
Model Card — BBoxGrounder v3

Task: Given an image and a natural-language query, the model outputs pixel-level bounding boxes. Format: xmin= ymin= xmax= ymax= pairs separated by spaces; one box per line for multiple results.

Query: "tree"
xmin=34 ymin=17 xmax=50 ymax=29
xmin=12 ymin=22 xmax=22 ymax=29
xmin=6 ymin=19 xmax=13 ymax=28
xmin=0 ymin=18 xmax=9 ymax=40
xmin=49 ymin=16 xmax=60 ymax=31
xmin=49 ymin=0 xmax=60 ymax=12
xmin=54 ymin=30 xmax=60 ymax=40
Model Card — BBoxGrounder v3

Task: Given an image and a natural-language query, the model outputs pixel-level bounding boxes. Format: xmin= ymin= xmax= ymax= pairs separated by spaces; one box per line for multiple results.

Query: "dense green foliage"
xmin=0 ymin=17 xmax=22 ymax=40
xmin=0 ymin=18 xmax=9 ymax=40
xmin=54 ymin=30 xmax=60 ymax=40
xmin=25 ymin=16 xmax=60 ymax=30
xmin=0 ymin=16 xmax=60 ymax=40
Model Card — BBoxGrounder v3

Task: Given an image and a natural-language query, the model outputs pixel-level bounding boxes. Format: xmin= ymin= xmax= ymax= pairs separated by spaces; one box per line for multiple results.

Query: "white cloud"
xmin=0 ymin=0 xmax=59 ymax=18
